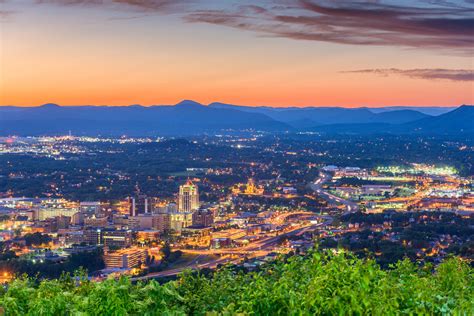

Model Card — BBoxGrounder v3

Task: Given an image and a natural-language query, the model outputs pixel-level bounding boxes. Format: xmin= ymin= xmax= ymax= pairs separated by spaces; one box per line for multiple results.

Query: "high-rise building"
xmin=178 ymin=179 xmax=199 ymax=213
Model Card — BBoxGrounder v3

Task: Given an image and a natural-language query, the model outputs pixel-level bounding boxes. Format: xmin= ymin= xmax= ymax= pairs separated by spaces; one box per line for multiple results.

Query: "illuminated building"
xmin=83 ymin=228 xmax=132 ymax=248
xmin=210 ymin=237 xmax=232 ymax=249
xmin=84 ymin=215 xmax=108 ymax=227
xmin=102 ymin=229 xmax=133 ymax=248
xmin=361 ymin=185 xmax=393 ymax=196
xmin=245 ymin=179 xmax=264 ymax=195
xmin=152 ymin=213 xmax=170 ymax=231
xmin=136 ymin=230 xmax=160 ymax=243
xmin=178 ymin=179 xmax=199 ymax=213
xmin=170 ymin=212 xmax=193 ymax=232
xmin=79 ymin=202 xmax=101 ymax=215
xmin=35 ymin=207 xmax=79 ymax=221
xmin=334 ymin=167 xmax=368 ymax=178
xmin=128 ymin=214 xmax=153 ymax=230
xmin=104 ymin=247 xmax=147 ymax=269
xmin=232 ymin=179 xmax=264 ymax=196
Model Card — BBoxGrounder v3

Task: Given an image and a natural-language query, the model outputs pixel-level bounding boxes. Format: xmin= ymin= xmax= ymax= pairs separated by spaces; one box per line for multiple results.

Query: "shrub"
xmin=0 ymin=250 xmax=472 ymax=315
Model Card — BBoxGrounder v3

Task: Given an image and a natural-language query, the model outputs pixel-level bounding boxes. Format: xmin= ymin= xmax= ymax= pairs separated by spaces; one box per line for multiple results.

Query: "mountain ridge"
xmin=0 ymin=101 xmax=470 ymax=136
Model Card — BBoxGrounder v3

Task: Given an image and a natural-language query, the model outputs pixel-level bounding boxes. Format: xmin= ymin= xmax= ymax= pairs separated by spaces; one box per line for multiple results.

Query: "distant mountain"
xmin=401 ymin=105 xmax=474 ymax=134
xmin=367 ymin=106 xmax=456 ymax=116
xmin=209 ymin=102 xmax=430 ymax=127
xmin=0 ymin=101 xmax=469 ymax=136
xmin=373 ymin=110 xmax=429 ymax=124
xmin=0 ymin=101 xmax=290 ymax=136
xmin=310 ymin=105 xmax=473 ymax=135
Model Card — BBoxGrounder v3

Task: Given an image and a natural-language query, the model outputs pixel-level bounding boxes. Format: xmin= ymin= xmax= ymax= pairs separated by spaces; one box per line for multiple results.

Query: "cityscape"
xmin=0 ymin=135 xmax=472 ymax=284
xmin=1 ymin=0 xmax=473 ymax=314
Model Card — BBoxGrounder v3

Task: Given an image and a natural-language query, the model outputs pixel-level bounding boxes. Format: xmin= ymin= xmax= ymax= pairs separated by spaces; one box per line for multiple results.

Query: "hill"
xmin=0 ymin=101 xmax=290 ymax=136
xmin=209 ymin=102 xmax=431 ymax=127
xmin=368 ymin=106 xmax=456 ymax=116
xmin=401 ymin=105 xmax=474 ymax=134
xmin=0 ymin=250 xmax=472 ymax=314
xmin=0 ymin=101 xmax=469 ymax=136
xmin=310 ymin=105 xmax=473 ymax=135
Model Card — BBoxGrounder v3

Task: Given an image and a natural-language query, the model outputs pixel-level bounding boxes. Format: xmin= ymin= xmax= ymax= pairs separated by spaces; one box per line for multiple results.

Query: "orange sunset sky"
xmin=0 ymin=1 xmax=473 ymax=107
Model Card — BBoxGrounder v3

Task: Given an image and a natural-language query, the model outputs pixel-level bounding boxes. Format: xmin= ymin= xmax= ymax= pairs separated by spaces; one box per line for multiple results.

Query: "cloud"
xmin=342 ymin=68 xmax=474 ymax=81
xmin=184 ymin=1 xmax=474 ymax=55
xmin=5 ymin=1 xmax=474 ymax=54
xmin=33 ymin=0 xmax=193 ymax=13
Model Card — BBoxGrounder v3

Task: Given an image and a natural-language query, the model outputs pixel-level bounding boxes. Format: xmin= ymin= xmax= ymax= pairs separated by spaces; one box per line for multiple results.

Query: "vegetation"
xmin=0 ymin=248 xmax=104 ymax=279
xmin=0 ymin=250 xmax=472 ymax=315
xmin=319 ymin=212 xmax=474 ymax=266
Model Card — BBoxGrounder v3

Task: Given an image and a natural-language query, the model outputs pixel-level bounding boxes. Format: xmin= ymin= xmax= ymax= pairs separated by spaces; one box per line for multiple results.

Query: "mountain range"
xmin=0 ymin=101 xmax=472 ymax=136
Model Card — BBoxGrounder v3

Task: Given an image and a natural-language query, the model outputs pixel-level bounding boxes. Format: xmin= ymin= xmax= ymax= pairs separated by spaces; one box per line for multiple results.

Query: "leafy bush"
xmin=0 ymin=250 xmax=472 ymax=315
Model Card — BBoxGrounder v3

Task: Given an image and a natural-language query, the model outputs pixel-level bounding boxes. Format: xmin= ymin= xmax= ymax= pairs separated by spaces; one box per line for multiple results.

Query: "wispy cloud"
xmin=185 ymin=1 xmax=474 ymax=55
xmin=32 ymin=0 xmax=193 ymax=13
xmin=343 ymin=68 xmax=474 ymax=81
xmin=6 ymin=1 xmax=474 ymax=54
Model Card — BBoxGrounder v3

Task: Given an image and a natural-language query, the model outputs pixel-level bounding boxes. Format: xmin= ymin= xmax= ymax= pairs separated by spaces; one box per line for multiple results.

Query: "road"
xmin=133 ymin=216 xmax=332 ymax=281
xmin=132 ymin=255 xmax=237 ymax=281
xmin=309 ymin=172 xmax=359 ymax=212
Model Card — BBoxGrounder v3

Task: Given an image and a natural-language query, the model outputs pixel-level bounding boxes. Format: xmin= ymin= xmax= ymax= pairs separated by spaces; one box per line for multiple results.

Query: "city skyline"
xmin=0 ymin=1 xmax=473 ymax=313
xmin=1 ymin=0 xmax=473 ymax=107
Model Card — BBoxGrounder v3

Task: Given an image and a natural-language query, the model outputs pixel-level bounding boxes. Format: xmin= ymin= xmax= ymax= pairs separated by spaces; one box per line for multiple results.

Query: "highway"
xmin=132 ymin=255 xmax=236 ymax=281
xmin=133 ymin=216 xmax=332 ymax=281
xmin=309 ymin=172 xmax=359 ymax=212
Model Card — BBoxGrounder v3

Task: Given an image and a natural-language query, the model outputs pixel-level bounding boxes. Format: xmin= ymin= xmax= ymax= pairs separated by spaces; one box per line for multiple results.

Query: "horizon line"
xmin=0 ymin=101 xmax=467 ymax=109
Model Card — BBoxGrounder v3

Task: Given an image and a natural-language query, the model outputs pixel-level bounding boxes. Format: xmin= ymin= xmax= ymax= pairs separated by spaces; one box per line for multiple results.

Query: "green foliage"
xmin=0 ymin=250 xmax=472 ymax=315
xmin=0 ymin=249 xmax=104 ymax=279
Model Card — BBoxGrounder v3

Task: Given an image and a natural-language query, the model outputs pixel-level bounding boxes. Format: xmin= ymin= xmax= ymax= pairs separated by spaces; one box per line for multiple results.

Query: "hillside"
xmin=401 ymin=105 xmax=474 ymax=134
xmin=309 ymin=105 xmax=473 ymax=135
xmin=0 ymin=250 xmax=472 ymax=315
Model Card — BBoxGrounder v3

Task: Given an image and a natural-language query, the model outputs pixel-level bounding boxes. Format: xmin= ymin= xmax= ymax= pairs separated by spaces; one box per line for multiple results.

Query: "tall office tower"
xmin=178 ymin=179 xmax=199 ymax=213
xmin=129 ymin=184 xmax=149 ymax=216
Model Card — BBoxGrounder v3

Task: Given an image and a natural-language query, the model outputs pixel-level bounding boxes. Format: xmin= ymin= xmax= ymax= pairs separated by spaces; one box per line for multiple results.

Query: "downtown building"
xmin=169 ymin=180 xmax=200 ymax=233
xmin=178 ymin=179 xmax=200 ymax=213
xmin=104 ymin=247 xmax=147 ymax=269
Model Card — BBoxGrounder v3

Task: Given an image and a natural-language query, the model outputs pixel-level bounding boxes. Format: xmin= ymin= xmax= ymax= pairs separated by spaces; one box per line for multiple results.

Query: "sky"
xmin=0 ymin=0 xmax=473 ymax=107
